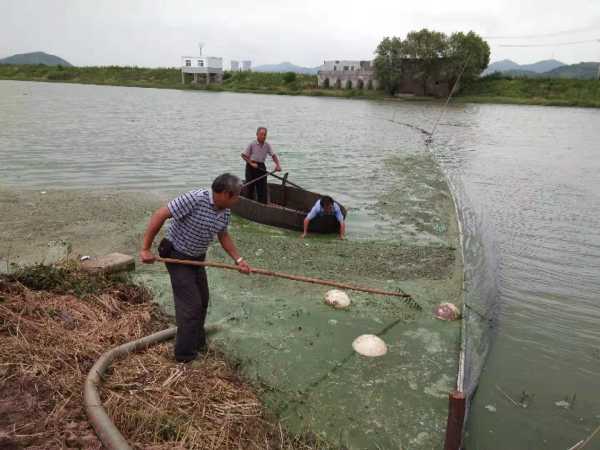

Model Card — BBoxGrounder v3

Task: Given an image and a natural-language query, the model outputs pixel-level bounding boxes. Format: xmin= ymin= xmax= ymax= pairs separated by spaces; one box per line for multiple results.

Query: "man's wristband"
xmin=235 ymin=257 xmax=244 ymax=264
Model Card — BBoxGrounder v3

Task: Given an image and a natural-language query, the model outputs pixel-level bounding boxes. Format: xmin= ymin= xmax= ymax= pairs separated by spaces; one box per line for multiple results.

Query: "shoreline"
xmin=2 ymin=73 xmax=599 ymax=109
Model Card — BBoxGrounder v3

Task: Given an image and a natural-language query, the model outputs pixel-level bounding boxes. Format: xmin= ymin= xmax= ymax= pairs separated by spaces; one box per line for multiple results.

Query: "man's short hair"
xmin=256 ymin=126 xmax=267 ymax=134
xmin=212 ymin=173 xmax=241 ymax=195
xmin=320 ymin=196 xmax=334 ymax=208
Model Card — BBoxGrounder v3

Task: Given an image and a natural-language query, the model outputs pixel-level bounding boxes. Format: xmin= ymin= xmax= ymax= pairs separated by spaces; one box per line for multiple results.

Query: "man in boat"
xmin=302 ymin=195 xmax=346 ymax=240
xmin=139 ymin=173 xmax=251 ymax=363
xmin=241 ymin=126 xmax=282 ymax=204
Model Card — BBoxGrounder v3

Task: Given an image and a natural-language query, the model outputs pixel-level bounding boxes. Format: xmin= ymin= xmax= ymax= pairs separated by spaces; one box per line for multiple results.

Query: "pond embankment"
xmin=2 ymin=64 xmax=599 ymax=107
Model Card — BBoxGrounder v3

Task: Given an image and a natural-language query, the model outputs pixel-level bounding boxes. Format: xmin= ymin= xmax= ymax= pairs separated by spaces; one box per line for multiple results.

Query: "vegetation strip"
xmin=2 ymin=64 xmax=599 ymax=107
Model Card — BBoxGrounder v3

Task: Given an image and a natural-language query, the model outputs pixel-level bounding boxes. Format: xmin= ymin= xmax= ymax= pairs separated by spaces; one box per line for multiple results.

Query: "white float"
xmin=433 ymin=302 xmax=460 ymax=321
xmin=352 ymin=334 xmax=388 ymax=357
xmin=324 ymin=289 xmax=351 ymax=309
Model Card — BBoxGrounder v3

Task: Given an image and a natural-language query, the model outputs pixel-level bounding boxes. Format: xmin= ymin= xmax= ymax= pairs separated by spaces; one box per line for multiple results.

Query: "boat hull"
xmin=232 ymin=183 xmax=346 ymax=233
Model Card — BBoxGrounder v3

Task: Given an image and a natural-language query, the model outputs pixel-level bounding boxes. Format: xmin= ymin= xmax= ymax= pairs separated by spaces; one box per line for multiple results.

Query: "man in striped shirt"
xmin=241 ymin=126 xmax=282 ymax=203
xmin=140 ymin=173 xmax=250 ymax=363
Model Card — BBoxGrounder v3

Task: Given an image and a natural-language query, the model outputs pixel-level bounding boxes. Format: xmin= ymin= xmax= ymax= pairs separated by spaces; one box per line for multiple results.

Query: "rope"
xmin=155 ymin=257 xmax=422 ymax=310
xmin=428 ymin=54 xmax=471 ymax=143
xmin=499 ymin=38 xmax=600 ymax=47
xmin=484 ymin=26 xmax=600 ymax=40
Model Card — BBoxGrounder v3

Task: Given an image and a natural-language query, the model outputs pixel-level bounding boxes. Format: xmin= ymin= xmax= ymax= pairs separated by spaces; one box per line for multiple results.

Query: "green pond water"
xmin=0 ymin=80 xmax=463 ymax=449
xmin=130 ymin=151 xmax=461 ymax=449
xmin=4 ymin=80 xmax=600 ymax=449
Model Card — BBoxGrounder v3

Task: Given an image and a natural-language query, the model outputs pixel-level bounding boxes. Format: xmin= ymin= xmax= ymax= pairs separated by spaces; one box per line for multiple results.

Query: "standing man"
xmin=301 ymin=196 xmax=346 ymax=240
xmin=241 ymin=126 xmax=282 ymax=203
xmin=139 ymin=173 xmax=251 ymax=363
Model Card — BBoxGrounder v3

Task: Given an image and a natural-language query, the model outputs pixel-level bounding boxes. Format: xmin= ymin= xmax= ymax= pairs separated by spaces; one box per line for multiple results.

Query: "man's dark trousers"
xmin=245 ymin=162 xmax=267 ymax=203
xmin=163 ymin=247 xmax=209 ymax=362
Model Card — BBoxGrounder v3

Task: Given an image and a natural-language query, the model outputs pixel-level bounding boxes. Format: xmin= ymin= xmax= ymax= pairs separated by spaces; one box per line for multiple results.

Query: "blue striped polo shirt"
xmin=166 ymin=189 xmax=230 ymax=257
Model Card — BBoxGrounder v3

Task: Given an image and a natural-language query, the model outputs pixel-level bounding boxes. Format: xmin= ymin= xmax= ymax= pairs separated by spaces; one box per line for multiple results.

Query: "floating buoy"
xmin=352 ymin=334 xmax=388 ymax=357
xmin=433 ymin=302 xmax=460 ymax=321
xmin=324 ymin=289 xmax=351 ymax=309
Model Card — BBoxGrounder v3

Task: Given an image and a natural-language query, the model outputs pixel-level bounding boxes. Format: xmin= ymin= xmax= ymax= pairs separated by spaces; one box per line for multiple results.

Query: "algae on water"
xmin=0 ymin=149 xmax=463 ymax=449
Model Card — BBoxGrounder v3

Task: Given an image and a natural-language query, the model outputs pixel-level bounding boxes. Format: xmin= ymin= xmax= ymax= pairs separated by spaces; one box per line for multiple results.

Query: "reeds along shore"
xmin=0 ymin=265 xmax=327 ymax=449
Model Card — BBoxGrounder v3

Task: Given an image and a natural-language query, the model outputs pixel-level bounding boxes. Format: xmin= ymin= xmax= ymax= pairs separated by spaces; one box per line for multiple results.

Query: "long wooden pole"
xmin=155 ymin=257 xmax=421 ymax=310
xmin=241 ymin=172 xmax=269 ymax=188
xmin=257 ymin=168 xmax=305 ymax=190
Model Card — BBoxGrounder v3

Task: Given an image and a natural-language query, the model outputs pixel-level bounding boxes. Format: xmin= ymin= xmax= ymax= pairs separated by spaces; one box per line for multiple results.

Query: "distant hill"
xmin=482 ymin=59 xmax=565 ymax=76
xmin=253 ymin=62 xmax=320 ymax=74
xmin=0 ymin=51 xmax=72 ymax=66
xmin=520 ymin=59 xmax=565 ymax=73
xmin=545 ymin=62 xmax=599 ymax=79
xmin=482 ymin=59 xmax=600 ymax=79
xmin=482 ymin=59 xmax=521 ymax=76
xmin=500 ymin=69 xmax=540 ymax=78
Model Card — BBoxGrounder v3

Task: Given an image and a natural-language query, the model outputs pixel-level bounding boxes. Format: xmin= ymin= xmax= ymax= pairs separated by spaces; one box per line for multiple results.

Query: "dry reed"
xmin=0 ymin=268 xmax=326 ymax=449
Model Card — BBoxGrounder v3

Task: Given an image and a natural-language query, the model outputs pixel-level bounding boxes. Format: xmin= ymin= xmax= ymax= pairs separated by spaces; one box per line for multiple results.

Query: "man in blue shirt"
xmin=302 ymin=196 xmax=346 ymax=240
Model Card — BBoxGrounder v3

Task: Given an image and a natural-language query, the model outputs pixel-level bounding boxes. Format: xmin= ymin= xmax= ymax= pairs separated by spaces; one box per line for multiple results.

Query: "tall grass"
xmin=0 ymin=64 xmax=182 ymax=87
xmin=458 ymin=74 xmax=600 ymax=107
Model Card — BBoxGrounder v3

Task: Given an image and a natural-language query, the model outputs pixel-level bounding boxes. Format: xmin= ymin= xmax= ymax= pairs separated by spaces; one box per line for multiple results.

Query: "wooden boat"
xmin=232 ymin=182 xmax=347 ymax=233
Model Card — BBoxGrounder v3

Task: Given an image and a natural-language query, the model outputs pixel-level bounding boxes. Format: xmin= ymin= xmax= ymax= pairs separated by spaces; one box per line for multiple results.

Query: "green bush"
xmin=283 ymin=72 xmax=297 ymax=83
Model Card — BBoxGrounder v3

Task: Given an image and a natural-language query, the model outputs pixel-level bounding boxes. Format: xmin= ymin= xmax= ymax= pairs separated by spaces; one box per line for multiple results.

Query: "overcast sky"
xmin=1 ymin=0 xmax=599 ymax=67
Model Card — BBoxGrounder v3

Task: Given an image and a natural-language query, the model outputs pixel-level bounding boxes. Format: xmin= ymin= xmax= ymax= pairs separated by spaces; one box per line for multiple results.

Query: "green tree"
xmin=283 ymin=71 xmax=297 ymax=83
xmin=446 ymin=31 xmax=490 ymax=84
xmin=401 ymin=29 xmax=448 ymax=94
xmin=373 ymin=36 xmax=404 ymax=94
xmin=374 ymin=29 xmax=490 ymax=96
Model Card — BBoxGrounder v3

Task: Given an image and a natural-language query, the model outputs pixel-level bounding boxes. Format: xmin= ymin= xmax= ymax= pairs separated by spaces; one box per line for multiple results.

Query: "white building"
xmin=320 ymin=60 xmax=369 ymax=72
xmin=242 ymin=60 xmax=252 ymax=71
xmin=317 ymin=60 xmax=378 ymax=89
xmin=230 ymin=60 xmax=240 ymax=71
xmin=181 ymin=46 xmax=223 ymax=85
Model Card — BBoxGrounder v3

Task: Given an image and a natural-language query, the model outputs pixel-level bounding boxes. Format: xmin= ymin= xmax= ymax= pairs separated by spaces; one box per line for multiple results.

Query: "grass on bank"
xmin=0 ymin=64 xmax=382 ymax=99
xmin=457 ymin=73 xmax=600 ymax=108
xmin=0 ymin=263 xmax=329 ymax=449
xmin=1 ymin=64 xmax=599 ymax=106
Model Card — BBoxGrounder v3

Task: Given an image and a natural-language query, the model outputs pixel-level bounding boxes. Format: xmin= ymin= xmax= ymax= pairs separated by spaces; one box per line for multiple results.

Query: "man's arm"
xmin=301 ymin=217 xmax=311 ymax=238
xmin=241 ymin=152 xmax=258 ymax=168
xmin=272 ymin=153 xmax=282 ymax=172
xmin=218 ymin=231 xmax=251 ymax=273
xmin=334 ymin=204 xmax=345 ymax=239
xmin=139 ymin=206 xmax=172 ymax=263
xmin=301 ymin=201 xmax=320 ymax=238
